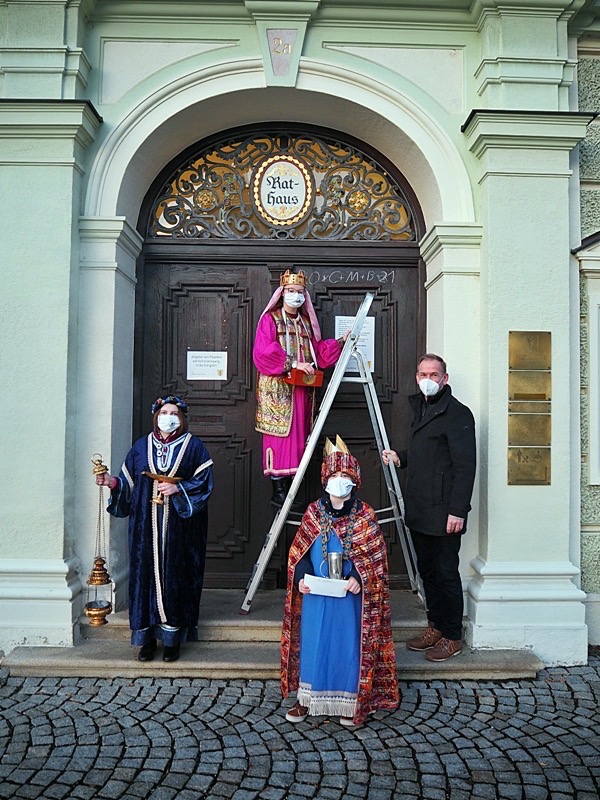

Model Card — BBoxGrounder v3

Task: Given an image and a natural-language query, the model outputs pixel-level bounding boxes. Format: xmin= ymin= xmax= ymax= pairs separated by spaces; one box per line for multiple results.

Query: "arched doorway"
xmin=135 ymin=124 xmax=425 ymax=589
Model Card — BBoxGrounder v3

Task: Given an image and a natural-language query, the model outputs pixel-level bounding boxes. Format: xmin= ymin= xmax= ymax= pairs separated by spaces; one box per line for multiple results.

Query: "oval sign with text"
xmin=252 ymin=155 xmax=314 ymax=227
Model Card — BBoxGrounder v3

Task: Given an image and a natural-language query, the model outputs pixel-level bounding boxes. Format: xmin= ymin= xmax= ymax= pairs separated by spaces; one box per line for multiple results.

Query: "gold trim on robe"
xmin=255 ymin=309 xmax=315 ymax=437
xmin=255 ymin=374 xmax=295 ymax=436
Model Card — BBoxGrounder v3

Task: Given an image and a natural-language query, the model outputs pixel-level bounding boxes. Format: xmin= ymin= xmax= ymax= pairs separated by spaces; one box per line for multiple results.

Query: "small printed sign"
xmin=335 ymin=316 xmax=375 ymax=373
xmin=187 ymin=351 xmax=228 ymax=381
xmin=252 ymin=155 xmax=314 ymax=227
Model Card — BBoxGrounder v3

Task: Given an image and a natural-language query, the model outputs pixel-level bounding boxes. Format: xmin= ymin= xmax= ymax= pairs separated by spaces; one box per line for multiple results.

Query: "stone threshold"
xmin=1 ymin=639 xmax=544 ymax=680
xmin=1 ymin=589 xmax=545 ymax=680
xmin=80 ymin=588 xmax=428 ymax=643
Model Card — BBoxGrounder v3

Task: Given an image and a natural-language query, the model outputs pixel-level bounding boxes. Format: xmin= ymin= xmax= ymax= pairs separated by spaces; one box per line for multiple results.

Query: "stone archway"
xmin=76 ymin=71 xmax=477 ymax=607
xmin=135 ymin=123 xmax=426 ymax=588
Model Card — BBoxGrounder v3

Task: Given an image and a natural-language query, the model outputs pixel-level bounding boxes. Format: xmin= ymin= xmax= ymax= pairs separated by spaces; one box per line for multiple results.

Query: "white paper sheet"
xmin=303 ymin=573 xmax=348 ymax=598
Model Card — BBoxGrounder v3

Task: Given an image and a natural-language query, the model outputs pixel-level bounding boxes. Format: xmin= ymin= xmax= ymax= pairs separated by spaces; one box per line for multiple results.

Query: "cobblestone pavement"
xmin=1 ymin=657 xmax=599 ymax=800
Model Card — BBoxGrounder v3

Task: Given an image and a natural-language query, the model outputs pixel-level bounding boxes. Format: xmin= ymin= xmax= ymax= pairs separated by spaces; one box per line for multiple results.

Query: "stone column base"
xmin=0 ymin=558 xmax=82 ymax=651
xmin=466 ymin=557 xmax=588 ymax=666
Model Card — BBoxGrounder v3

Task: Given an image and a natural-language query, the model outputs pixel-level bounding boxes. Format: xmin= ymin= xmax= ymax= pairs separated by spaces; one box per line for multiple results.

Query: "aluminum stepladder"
xmin=239 ymin=291 xmax=423 ymax=614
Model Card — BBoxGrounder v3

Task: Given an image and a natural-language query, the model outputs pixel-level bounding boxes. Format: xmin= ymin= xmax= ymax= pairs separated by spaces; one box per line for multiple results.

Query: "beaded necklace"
xmin=319 ymin=497 xmax=358 ymax=562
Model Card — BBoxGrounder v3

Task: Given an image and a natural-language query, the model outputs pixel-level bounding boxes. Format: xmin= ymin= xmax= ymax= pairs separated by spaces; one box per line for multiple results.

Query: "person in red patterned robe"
xmin=281 ymin=437 xmax=399 ymax=728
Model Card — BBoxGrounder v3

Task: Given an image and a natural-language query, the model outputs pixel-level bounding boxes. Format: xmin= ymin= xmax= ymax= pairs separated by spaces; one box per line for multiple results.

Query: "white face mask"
xmin=157 ymin=414 xmax=180 ymax=433
xmin=419 ymin=378 xmax=441 ymax=397
xmin=284 ymin=292 xmax=305 ymax=308
xmin=325 ymin=476 xmax=355 ymax=498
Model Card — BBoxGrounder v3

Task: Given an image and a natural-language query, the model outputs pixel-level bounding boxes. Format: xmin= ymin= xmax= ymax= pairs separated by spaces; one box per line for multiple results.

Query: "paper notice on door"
xmin=335 ymin=315 xmax=375 ymax=372
xmin=187 ymin=351 xmax=228 ymax=380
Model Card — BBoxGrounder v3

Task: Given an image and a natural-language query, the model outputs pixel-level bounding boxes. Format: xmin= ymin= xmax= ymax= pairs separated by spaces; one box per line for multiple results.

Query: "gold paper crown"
xmin=280 ymin=269 xmax=307 ymax=287
xmin=323 ymin=435 xmax=350 ymax=457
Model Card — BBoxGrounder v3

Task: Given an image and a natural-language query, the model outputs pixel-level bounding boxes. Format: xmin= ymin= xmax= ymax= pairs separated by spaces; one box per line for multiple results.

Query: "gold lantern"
xmin=85 ymin=454 xmax=113 ymax=625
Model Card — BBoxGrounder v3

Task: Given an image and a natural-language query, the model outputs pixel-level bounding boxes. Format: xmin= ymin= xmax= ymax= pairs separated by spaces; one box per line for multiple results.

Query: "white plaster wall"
xmin=0 ymin=102 xmax=100 ymax=649
xmin=74 ymin=218 xmax=141 ymax=618
xmin=2 ymin=167 xmax=74 ymax=557
xmin=326 ymin=45 xmax=465 ymax=115
xmin=484 ymin=168 xmax=574 ymax=563
xmin=421 ymin=225 xmax=482 ymax=588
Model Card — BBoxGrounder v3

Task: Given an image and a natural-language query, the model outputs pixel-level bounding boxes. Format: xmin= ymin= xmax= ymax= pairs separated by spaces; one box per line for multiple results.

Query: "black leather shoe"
xmin=138 ymin=640 xmax=157 ymax=662
xmin=163 ymin=644 xmax=180 ymax=663
xmin=270 ymin=478 xmax=288 ymax=508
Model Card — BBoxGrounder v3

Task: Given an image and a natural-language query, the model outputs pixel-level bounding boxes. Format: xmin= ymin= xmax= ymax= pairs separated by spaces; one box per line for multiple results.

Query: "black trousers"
xmin=411 ymin=529 xmax=464 ymax=641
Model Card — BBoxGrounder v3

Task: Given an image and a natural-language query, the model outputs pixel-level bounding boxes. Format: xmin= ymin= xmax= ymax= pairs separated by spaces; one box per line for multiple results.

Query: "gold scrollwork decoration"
xmin=347 ymin=190 xmax=370 ymax=213
xmin=149 ymin=130 xmax=417 ymax=241
xmin=195 ymin=189 xmax=216 ymax=211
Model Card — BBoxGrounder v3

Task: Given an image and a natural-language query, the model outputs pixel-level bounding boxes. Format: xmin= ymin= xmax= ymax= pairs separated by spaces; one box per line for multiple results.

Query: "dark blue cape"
xmin=107 ymin=432 xmax=213 ymax=646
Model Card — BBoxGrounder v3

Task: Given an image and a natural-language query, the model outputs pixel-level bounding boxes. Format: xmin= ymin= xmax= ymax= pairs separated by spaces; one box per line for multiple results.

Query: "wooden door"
xmin=136 ymin=240 xmax=423 ymax=588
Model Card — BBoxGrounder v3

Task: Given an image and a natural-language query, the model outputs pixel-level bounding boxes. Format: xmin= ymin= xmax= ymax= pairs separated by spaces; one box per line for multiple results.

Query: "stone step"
xmin=3 ymin=589 xmax=545 ymax=681
xmin=2 ymin=639 xmax=544 ymax=681
xmin=81 ymin=589 xmax=429 ymax=643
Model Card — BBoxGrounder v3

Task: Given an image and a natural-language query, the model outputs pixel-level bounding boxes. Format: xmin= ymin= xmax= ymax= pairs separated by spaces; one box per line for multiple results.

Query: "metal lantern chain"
xmin=94 ymin=470 xmax=107 ymax=561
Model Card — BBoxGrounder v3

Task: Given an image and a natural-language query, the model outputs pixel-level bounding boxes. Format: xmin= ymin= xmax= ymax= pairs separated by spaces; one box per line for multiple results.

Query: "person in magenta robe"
xmin=253 ymin=270 xmax=347 ymax=508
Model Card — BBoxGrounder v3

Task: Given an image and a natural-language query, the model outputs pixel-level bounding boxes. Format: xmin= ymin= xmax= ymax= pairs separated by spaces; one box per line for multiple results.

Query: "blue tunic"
xmin=297 ymin=529 xmax=362 ymax=717
xmin=107 ymin=432 xmax=213 ymax=646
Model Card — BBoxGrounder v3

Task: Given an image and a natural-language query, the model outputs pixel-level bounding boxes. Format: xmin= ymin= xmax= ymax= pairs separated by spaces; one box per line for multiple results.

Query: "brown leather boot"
xmin=405 ymin=624 xmax=443 ymax=651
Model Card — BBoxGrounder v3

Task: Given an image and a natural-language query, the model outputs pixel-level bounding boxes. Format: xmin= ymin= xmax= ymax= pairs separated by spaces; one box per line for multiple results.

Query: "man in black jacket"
xmin=383 ymin=354 xmax=476 ymax=661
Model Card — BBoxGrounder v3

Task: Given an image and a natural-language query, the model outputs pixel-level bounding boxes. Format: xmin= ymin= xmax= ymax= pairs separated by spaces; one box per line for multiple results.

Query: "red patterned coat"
xmin=280 ymin=498 xmax=400 ymax=725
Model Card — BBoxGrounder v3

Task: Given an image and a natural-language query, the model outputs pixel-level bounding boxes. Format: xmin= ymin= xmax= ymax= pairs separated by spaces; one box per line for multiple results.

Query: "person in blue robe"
xmin=281 ymin=437 xmax=399 ymax=728
xmin=95 ymin=395 xmax=213 ymax=663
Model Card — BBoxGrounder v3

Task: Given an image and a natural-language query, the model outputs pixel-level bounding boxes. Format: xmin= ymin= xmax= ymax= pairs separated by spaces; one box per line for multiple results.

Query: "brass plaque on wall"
xmin=508 ymin=448 xmax=551 ymax=485
xmin=509 ymin=331 xmax=551 ymax=370
xmin=508 ymin=370 xmax=551 ymax=401
xmin=508 ymin=414 xmax=551 ymax=446
xmin=508 ymin=330 xmax=551 ymax=484
xmin=508 ymin=401 xmax=551 ymax=414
